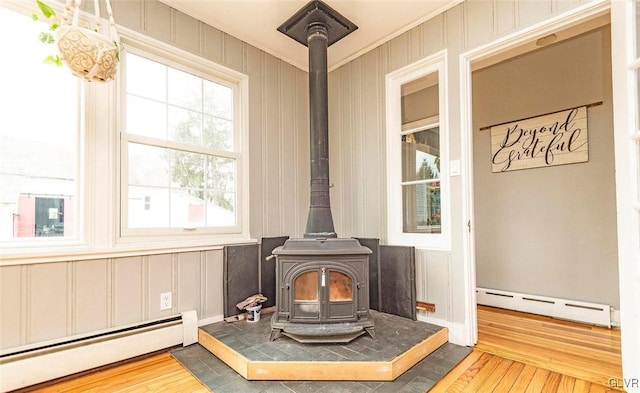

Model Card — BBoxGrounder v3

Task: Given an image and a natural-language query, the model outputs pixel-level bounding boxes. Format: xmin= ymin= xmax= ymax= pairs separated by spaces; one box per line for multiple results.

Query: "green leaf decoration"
xmin=43 ymin=55 xmax=63 ymax=67
xmin=38 ymin=32 xmax=55 ymax=44
xmin=36 ymin=0 xmax=56 ymax=19
xmin=31 ymin=13 xmax=39 ymax=21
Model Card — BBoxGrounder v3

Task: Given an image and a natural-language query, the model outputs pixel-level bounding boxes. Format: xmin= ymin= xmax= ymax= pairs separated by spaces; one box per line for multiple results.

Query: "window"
xmin=386 ymin=51 xmax=450 ymax=250
xmin=120 ymin=48 xmax=246 ymax=238
xmin=402 ymin=118 xmax=441 ymax=234
xmin=0 ymin=5 xmax=82 ymax=245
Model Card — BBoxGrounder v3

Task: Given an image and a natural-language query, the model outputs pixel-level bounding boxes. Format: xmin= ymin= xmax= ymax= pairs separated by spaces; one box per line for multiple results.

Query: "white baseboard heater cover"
xmin=0 ymin=310 xmax=198 ymax=392
xmin=476 ymin=288 xmax=611 ymax=328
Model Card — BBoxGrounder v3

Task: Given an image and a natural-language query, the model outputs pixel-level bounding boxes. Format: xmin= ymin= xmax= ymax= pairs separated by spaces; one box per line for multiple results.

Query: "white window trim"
xmin=385 ymin=50 xmax=451 ymax=251
xmin=115 ymin=27 xmax=251 ymax=245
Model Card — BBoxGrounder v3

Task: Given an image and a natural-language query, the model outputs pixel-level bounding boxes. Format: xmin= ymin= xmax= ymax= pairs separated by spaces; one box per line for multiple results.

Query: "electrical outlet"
xmin=160 ymin=292 xmax=172 ymax=310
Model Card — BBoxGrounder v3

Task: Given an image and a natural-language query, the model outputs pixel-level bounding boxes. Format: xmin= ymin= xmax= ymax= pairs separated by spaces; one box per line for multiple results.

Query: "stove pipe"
xmin=277 ymin=1 xmax=358 ymax=239
xmin=305 ymin=22 xmax=334 ymax=238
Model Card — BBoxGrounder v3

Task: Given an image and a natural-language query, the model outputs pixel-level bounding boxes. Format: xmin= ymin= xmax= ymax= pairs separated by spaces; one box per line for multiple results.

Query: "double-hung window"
xmin=386 ymin=51 xmax=450 ymax=250
xmin=120 ymin=46 xmax=247 ymax=239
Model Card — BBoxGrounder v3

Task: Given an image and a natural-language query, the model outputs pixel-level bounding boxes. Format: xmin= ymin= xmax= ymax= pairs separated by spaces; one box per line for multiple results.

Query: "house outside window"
xmin=0 ymin=5 xmax=81 ymax=245
xmin=119 ymin=46 xmax=248 ymax=239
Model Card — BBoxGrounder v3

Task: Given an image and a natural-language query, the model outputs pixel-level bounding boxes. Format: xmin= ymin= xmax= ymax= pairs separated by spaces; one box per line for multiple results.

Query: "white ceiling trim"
xmin=158 ymin=0 xmax=462 ymax=72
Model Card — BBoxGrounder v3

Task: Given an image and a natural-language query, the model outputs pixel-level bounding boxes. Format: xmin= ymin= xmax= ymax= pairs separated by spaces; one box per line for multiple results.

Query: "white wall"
xmin=472 ymin=27 xmax=619 ymax=308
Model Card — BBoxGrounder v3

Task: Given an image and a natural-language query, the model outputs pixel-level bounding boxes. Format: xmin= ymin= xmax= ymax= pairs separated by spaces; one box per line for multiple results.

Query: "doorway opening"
xmin=460 ymin=6 xmax=616 ymax=345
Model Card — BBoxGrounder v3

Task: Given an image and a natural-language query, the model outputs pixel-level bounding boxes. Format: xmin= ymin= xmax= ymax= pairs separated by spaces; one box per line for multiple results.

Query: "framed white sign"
xmin=490 ymin=106 xmax=589 ymax=173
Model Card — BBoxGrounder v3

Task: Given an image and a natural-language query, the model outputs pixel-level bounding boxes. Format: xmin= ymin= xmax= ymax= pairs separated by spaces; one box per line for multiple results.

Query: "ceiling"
xmin=158 ymin=0 xmax=462 ymax=71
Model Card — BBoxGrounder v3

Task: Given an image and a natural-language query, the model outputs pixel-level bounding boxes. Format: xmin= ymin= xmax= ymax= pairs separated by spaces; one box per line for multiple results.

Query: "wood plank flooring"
xmin=21 ymin=352 xmax=208 ymax=393
xmin=17 ymin=305 xmax=624 ymax=392
xmin=431 ymin=306 xmax=624 ymax=392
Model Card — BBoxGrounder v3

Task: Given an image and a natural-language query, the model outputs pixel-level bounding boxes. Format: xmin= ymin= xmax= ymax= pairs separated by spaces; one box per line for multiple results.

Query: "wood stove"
xmin=270 ymin=238 xmax=374 ymax=342
xmin=270 ymin=1 xmax=374 ymax=343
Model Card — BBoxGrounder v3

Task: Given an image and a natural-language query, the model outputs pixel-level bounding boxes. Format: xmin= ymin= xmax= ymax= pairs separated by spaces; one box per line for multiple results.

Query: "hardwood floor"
xmin=18 ymin=306 xmax=624 ymax=392
xmin=431 ymin=306 xmax=624 ymax=392
xmin=22 ymin=352 xmax=208 ymax=393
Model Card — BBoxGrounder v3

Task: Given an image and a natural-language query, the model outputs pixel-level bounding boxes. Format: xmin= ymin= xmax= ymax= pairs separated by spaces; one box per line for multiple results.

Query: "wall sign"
xmin=490 ymin=106 xmax=589 ymax=173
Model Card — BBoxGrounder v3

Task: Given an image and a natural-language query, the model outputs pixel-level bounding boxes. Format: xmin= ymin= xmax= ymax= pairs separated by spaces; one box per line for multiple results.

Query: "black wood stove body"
xmin=270 ymin=1 xmax=374 ymax=343
xmin=270 ymin=238 xmax=374 ymax=342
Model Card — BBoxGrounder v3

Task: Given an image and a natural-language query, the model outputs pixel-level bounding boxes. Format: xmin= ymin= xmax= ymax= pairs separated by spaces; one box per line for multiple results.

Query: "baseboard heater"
xmin=476 ymin=287 xmax=611 ymax=328
xmin=0 ymin=310 xmax=198 ymax=392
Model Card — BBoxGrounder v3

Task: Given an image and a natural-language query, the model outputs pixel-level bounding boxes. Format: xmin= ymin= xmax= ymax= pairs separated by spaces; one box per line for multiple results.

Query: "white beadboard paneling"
xmin=340 ymin=62 xmax=356 ymax=236
xmin=328 ymin=69 xmax=343 ymax=235
xmin=495 ymin=0 xmax=516 ymax=36
xmin=202 ymin=23 xmax=224 ymax=64
xmin=111 ymin=0 xmax=144 ymax=32
xmin=465 ymin=0 xmax=495 ymax=49
xmin=203 ymin=250 xmax=224 ymax=319
xmin=264 ymin=54 xmax=283 ymax=236
xmin=0 ymin=265 xmax=22 ymax=348
xmin=74 ymin=259 xmax=109 ymax=334
xmin=147 ymin=254 xmax=173 ymax=318
xmin=389 ymin=33 xmax=410 ymax=73
xmin=144 ymin=0 xmax=172 ymax=44
xmin=224 ymin=33 xmax=245 ymax=72
xmin=444 ymin=4 xmax=465 ymax=51
xmin=409 ymin=25 xmax=425 ymax=63
xmin=351 ymin=56 xmax=366 ymax=236
xmin=280 ymin=63 xmax=297 ymax=237
xmin=517 ymin=0 xmax=553 ymax=28
xmin=113 ymin=257 xmax=143 ymax=326
xmin=174 ymin=9 xmax=200 ymax=55
xmin=422 ymin=14 xmax=445 ymax=55
xmin=177 ymin=252 xmax=201 ymax=312
xmin=363 ymin=50 xmax=384 ymax=238
xmin=296 ymin=70 xmax=310 ymax=238
xmin=29 ymin=263 xmax=68 ymax=343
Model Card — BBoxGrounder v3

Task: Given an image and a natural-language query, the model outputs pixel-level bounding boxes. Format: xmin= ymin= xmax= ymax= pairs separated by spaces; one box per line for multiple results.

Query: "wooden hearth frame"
xmin=198 ymin=323 xmax=448 ymax=381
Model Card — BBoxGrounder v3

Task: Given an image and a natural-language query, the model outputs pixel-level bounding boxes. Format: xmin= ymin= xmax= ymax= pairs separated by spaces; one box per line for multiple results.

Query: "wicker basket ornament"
xmin=57 ymin=0 xmax=120 ymax=82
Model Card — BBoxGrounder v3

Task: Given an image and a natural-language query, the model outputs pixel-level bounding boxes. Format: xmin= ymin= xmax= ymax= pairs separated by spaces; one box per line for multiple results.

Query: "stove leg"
xmin=365 ymin=326 xmax=375 ymax=340
xmin=270 ymin=328 xmax=282 ymax=341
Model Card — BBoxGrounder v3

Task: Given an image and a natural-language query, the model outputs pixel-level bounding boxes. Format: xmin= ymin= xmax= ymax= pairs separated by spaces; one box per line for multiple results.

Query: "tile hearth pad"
xmin=170 ymin=310 xmax=471 ymax=391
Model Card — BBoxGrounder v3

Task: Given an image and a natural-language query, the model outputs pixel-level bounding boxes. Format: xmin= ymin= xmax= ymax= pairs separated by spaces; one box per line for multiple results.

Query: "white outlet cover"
xmin=160 ymin=292 xmax=172 ymax=310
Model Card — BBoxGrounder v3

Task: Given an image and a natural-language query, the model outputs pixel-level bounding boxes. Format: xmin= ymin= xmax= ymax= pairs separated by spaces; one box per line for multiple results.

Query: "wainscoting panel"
xmin=29 ymin=263 xmax=69 ymax=344
xmin=178 ymin=252 xmax=202 ymax=315
xmin=114 ymin=256 xmax=144 ymax=326
xmin=203 ymin=250 xmax=225 ymax=321
xmin=74 ymin=259 xmax=109 ymax=334
xmin=0 ymin=265 xmax=22 ymax=349
xmin=147 ymin=254 xmax=174 ymax=320
xmin=0 ymin=249 xmax=227 ymax=353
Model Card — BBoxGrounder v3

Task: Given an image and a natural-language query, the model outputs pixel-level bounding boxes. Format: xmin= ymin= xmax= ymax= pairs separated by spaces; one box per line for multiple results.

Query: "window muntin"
xmin=121 ymin=51 xmax=240 ymax=234
xmin=401 ymin=126 xmax=441 ymax=234
xmin=0 ymin=6 xmax=81 ymax=243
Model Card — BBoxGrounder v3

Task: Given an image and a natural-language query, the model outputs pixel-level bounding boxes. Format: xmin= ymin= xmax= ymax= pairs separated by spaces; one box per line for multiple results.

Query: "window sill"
xmin=0 ymin=236 xmax=257 ymax=266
